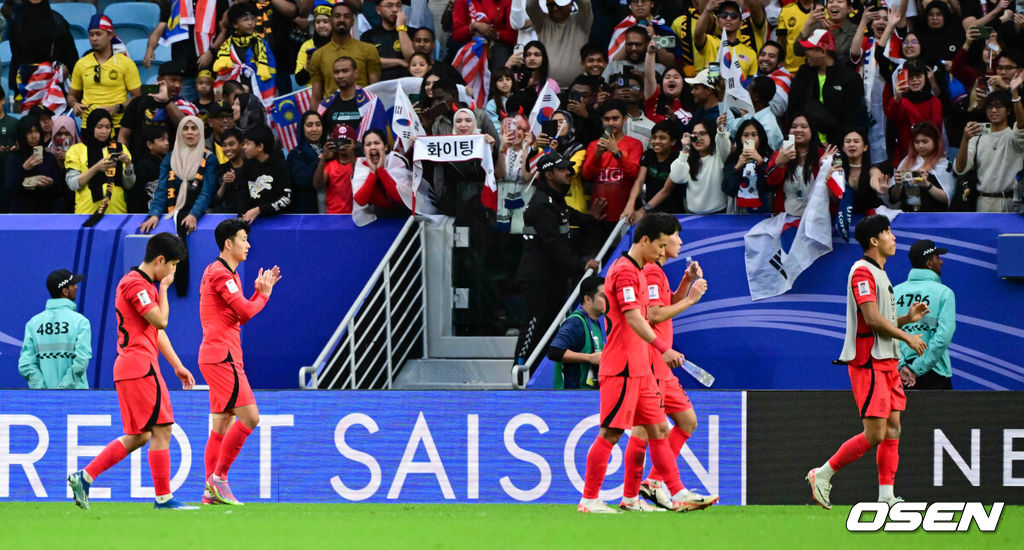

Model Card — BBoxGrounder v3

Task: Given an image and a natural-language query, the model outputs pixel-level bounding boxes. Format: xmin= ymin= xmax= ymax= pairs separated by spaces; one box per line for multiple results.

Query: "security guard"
xmin=19 ymin=270 xmax=93 ymax=389
xmin=894 ymin=240 xmax=956 ymax=389
xmin=514 ymin=151 xmax=600 ymax=370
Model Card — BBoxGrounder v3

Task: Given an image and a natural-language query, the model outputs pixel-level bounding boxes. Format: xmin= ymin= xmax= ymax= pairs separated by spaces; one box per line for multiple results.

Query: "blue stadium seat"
xmin=153 ymin=44 xmax=172 ymax=64
xmin=97 ymin=0 xmax=132 ymax=15
xmin=105 ymin=3 xmax=160 ymax=44
xmin=125 ymin=39 xmax=148 ymax=61
xmin=75 ymin=39 xmax=92 ymax=57
xmin=139 ymin=65 xmax=159 ymax=85
xmin=52 ymin=3 xmax=97 ymax=29
xmin=69 ymin=23 xmax=89 ymax=40
xmin=0 ymin=42 xmax=11 ymax=64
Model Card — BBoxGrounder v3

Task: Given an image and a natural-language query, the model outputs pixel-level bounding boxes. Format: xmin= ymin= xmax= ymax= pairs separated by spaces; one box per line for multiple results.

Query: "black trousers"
xmin=909 ymin=370 xmax=953 ymax=390
xmin=513 ymin=278 xmax=568 ymax=372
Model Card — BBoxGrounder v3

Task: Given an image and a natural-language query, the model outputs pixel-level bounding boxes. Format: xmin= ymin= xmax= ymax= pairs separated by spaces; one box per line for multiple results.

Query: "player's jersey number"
xmin=115 ymin=308 xmax=129 ymax=349
xmin=896 ymin=293 xmax=931 ymax=307
xmin=36 ymin=322 xmax=69 ymax=335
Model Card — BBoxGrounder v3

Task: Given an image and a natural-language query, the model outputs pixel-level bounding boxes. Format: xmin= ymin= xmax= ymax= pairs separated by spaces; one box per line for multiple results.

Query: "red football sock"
xmin=622 ymin=437 xmax=648 ymax=499
xmin=648 ymin=427 xmax=691 ymax=484
xmin=876 ymin=438 xmax=900 ymax=485
xmin=148 ymin=448 xmax=171 ymax=497
xmin=214 ymin=422 xmax=253 ymax=479
xmin=205 ymin=431 xmax=225 ymax=481
xmin=84 ymin=439 xmax=127 ymax=480
xmin=582 ymin=436 xmax=614 ymax=499
xmin=648 ymin=437 xmax=683 ymax=495
xmin=827 ymin=433 xmax=875 ymax=471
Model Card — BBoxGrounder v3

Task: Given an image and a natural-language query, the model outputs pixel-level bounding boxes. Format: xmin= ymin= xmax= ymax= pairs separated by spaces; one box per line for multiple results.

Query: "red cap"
xmin=798 ymin=29 xmax=836 ymax=52
xmin=331 ymin=124 xmax=356 ymax=140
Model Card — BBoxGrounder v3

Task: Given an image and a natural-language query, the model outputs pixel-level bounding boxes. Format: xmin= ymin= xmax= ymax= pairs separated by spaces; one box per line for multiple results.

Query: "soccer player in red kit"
xmin=806 ymin=215 xmax=928 ymax=509
xmin=67 ymin=233 xmax=197 ymax=511
xmin=200 ymin=219 xmax=281 ymax=505
xmin=622 ymin=227 xmax=718 ymax=511
xmin=578 ymin=213 xmax=690 ymax=514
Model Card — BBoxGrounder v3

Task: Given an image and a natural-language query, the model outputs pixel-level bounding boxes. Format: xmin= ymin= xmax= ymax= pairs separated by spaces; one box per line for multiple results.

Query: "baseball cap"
xmin=716 ymin=0 xmax=741 ymax=14
xmin=46 ymin=269 xmax=85 ymax=297
xmin=902 ymin=58 xmax=927 ymax=74
xmin=331 ymin=124 xmax=357 ymax=141
xmin=909 ymin=239 xmax=948 ymax=268
xmin=798 ymin=29 xmax=836 ymax=52
xmin=159 ymin=61 xmax=186 ymax=77
xmin=684 ymin=68 xmax=712 ymax=88
xmin=537 ymin=151 xmax=573 ymax=173
xmin=540 ymin=0 xmax=572 ymax=13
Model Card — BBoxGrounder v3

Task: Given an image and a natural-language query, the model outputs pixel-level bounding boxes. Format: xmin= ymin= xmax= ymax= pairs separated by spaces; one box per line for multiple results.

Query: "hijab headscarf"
xmin=169 ymin=115 xmax=207 ymax=215
xmin=552 ymin=110 xmax=583 ymax=158
xmin=453 ymin=108 xmax=478 ymax=135
xmin=47 ymin=115 xmax=80 ymax=156
xmin=14 ymin=116 xmax=44 ymax=160
xmin=82 ymin=108 xmax=123 ymax=202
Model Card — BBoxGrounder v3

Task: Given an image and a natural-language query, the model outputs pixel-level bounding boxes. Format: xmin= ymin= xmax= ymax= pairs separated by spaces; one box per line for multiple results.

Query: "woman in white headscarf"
xmin=139 ymin=116 xmax=218 ymax=234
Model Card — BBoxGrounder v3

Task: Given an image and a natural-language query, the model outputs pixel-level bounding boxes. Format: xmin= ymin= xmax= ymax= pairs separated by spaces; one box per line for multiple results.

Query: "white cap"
xmin=540 ymin=0 xmax=573 ymax=14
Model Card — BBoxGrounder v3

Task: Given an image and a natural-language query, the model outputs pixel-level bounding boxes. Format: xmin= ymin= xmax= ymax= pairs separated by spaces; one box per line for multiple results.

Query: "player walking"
xmin=806 ymin=215 xmax=928 ymax=509
xmin=624 ymin=228 xmax=718 ymax=511
xmin=68 ymin=233 xmax=197 ymax=510
xmin=200 ymin=219 xmax=281 ymax=505
xmin=578 ymin=213 xmax=695 ymax=514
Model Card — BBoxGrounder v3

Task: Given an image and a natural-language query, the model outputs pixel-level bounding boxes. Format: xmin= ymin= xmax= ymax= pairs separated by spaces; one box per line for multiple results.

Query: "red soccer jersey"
xmin=199 ymin=258 xmax=269 ymax=365
xmin=850 ymin=265 xmax=899 ymax=372
xmin=113 ymin=268 xmax=161 ymax=381
xmin=599 ymin=253 xmax=652 ymax=378
xmin=644 ymin=262 xmax=675 ymax=380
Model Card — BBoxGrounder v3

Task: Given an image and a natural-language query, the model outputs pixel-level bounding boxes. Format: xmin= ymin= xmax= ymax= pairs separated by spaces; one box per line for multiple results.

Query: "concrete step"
xmin=393 ymin=359 xmax=514 ymax=390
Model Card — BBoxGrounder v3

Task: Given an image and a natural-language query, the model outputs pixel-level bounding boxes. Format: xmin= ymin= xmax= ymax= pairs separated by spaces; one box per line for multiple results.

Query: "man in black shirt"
xmin=514 ymin=151 xmax=600 ymax=370
xmin=360 ymin=0 xmax=414 ymax=81
xmin=119 ymin=62 xmax=199 ymax=159
xmin=319 ymin=57 xmax=365 ymax=136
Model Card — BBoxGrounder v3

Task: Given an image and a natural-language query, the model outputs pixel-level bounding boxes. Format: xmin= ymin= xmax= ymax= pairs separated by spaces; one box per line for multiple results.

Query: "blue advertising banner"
xmin=0 ymin=390 xmax=745 ymax=504
xmin=0 ymin=215 xmax=404 ymax=390
xmin=532 ymin=214 xmax=1024 ymax=391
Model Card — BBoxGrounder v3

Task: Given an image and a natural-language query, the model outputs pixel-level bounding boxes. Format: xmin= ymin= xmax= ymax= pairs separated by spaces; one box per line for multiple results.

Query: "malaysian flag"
xmin=607 ymin=16 xmax=636 ymax=60
xmin=20 ymin=62 xmax=66 ymax=114
xmin=269 ymin=87 xmax=312 ymax=151
xmin=160 ymin=0 xmax=188 ymax=46
xmin=452 ymin=37 xmax=489 ymax=109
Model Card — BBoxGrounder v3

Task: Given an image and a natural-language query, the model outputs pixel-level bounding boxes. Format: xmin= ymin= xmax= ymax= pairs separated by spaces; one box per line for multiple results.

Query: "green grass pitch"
xmin=0 ymin=503 xmax=1018 ymax=549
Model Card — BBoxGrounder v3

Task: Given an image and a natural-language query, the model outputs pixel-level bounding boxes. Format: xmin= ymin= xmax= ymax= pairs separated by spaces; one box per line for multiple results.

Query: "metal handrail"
xmin=299 ymin=216 xmax=419 ymax=388
xmin=512 ymin=218 xmax=629 ymax=389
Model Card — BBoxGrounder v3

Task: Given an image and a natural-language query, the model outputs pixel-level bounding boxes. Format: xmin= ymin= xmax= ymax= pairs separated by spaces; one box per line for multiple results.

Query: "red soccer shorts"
xmin=199 ymin=361 xmax=256 ymax=414
xmin=849 ymin=365 xmax=906 ymax=418
xmin=661 ymin=376 xmax=693 ymax=415
xmin=115 ymin=366 xmax=174 ymax=435
xmin=599 ymin=375 xmax=665 ymax=430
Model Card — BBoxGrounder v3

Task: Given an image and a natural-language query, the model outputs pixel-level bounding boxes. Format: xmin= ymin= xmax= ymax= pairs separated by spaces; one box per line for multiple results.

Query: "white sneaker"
xmin=619 ymin=497 xmax=666 ymax=512
xmin=578 ymin=498 xmax=621 ymax=514
xmin=879 ymin=495 xmax=904 ymax=506
xmin=806 ymin=468 xmax=832 ymax=510
xmin=639 ymin=479 xmax=674 ymax=510
xmin=670 ymin=489 xmax=719 ymax=512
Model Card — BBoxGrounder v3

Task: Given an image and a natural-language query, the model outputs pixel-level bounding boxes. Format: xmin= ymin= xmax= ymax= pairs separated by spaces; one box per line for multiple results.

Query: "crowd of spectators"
xmin=0 ymin=0 xmax=1022 ymax=338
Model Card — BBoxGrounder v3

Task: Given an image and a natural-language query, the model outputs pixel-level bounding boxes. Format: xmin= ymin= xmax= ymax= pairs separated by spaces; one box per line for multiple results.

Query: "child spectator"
xmin=235 ymin=125 xmax=292 ymax=222
xmin=623 ymin=119 xmax=680 ymax=222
